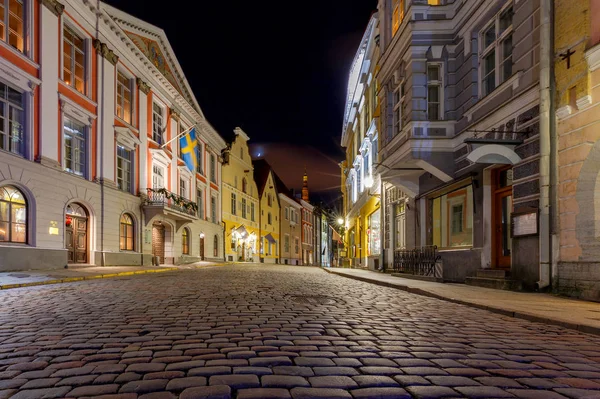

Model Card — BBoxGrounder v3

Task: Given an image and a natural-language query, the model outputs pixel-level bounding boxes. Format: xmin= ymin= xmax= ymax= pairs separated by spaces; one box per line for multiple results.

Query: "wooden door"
xmin=66 ymin=215 xmax=87 ymax=264
xmin=152 ymin=224 xmax=165 ymax=264
xmin=493 ymin=168 xmax=513 ymax=269
xmin=200 ymin=236 xmax=205 ymax=260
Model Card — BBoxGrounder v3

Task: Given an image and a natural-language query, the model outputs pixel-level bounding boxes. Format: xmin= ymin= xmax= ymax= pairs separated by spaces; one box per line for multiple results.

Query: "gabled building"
xmin=253 ymin=159 xmax=280 ymax=263
xmin=341 ymin=13 xmax=382 ymax=270
xmin=375 ymin=0 xmax=552 ymax=287
xmin=275 ymin=173 xmax=302 ymax=265
xmin=221 ymin=128 xmax=259 ymax=262
xmin=298 ymin=172 xmax=315 ymax=265
xmin=0 ymin=0 xmax=226 ymax=270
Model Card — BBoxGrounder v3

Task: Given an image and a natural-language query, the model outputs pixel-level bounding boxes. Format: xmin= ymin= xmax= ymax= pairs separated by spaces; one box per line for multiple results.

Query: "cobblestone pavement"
xmin=2 ymin=265 xmax=600 ymax=399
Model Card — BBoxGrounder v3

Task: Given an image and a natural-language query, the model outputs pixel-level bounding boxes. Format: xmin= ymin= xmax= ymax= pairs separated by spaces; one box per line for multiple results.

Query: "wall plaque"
xmin=511 ymin=208 xmax=538 ymax=237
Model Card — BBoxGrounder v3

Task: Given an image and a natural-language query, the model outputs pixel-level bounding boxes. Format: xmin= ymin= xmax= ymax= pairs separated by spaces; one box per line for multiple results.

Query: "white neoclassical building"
xmin=0 ymin=0 xmax=226 ymax=270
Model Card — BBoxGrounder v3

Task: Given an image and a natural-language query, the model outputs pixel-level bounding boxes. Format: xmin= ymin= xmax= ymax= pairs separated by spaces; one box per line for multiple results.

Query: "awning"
xmin=264 ymin=233 xmax=276 ymax=244
xmin=332 ymin=229 xmax=342 ymax=243
xmin=233 ymin=225 xmax=249 ymax=238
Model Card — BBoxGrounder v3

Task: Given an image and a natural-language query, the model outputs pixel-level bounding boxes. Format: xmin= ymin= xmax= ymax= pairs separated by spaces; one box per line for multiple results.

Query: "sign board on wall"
xmin=511 ymin=208 xmax=538 ymax=237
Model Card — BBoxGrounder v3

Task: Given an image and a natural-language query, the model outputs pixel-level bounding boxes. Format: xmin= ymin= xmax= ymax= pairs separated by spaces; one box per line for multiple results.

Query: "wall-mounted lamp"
xmin=364 ymin=176 xmax=381 ymax=198
xmin=200 ymin=233 xmax=205 ymax=239
xmin=337 ymin=218 xmax=344 ymax=226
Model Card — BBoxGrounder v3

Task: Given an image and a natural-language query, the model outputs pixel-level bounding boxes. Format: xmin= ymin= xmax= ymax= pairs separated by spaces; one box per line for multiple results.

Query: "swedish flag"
xmin=180 ymin=128 xmax=197 ymax=173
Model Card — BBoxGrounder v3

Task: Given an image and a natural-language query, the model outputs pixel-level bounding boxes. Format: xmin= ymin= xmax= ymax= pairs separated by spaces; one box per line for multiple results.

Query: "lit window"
xmin=63 ymin=26 xmax=86 ymax=94
xmin=116 ymin=71 xmax=133 ymax=124
xmin=427 ymin=64 xmax=442 ymax=121
xmin=119 ymin=213 xmax=134 ymax=251
xmin=63 ymin=117 xmax=86 ymax=177
xmin=116 ymin=146 xmax=132 ymax=193
xmin=430 ymin=185 xmax=474 ymax=248
xmin=481 ymin=5 xmax=513 ymax=96
xmin=182 ymin=228 xmax=189 ymax=255
xmin=392 ymin=0 xmax=405 ymax=36
xmin=0 ymin=0 xmax=24 ymax=52
xmin=152 ymin=103 xmax=164 ymax=144
xmin=368 ymin=210 xmax=381 ymax=256
xmin=0 ymin=82 xmax=25 ymax=156
xmin=0 ymin=185 xmax=26 ymax=243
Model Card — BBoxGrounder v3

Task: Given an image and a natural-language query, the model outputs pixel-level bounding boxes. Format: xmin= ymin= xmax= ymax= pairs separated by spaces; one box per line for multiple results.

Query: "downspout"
xmin=537 ymin=0 xmax=553 ymax=289
xmin=549 ymin=3 xmax=559 ymax=286
xmin=96 ymin=0 xmax=105 ymax=267
xmin=379 ymin=177 xmax=384 ymax=271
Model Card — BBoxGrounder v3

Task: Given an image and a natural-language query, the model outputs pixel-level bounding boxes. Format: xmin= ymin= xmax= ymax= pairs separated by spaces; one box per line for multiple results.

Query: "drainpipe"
xmin=537 ymin=0 xmax=553 ymax=290
xmin=95 ymin=0 xmax=105 ymax=267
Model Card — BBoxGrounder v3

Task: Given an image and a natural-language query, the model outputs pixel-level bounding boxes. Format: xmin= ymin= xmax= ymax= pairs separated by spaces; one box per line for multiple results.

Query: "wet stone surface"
xmin=1 ymin=265 xmax=600 ymax=398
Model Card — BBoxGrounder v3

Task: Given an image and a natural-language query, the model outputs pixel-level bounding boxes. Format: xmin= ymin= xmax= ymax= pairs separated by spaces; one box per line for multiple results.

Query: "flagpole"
xmin=160 ymin=125 xmax=196 ymax=148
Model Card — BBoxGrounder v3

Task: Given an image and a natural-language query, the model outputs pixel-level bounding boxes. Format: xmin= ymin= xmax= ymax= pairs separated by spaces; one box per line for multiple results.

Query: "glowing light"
xmin=337 ymin=218 xmax=344 ymax=226
xmin=200 ymin=233 xmax=205 ymax=239
xmin=364 ymin=176 xmax=374 ymax=189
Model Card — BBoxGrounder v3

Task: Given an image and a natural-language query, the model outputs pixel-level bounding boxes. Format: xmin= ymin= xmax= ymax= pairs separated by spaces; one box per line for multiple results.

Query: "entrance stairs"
xmin=465 ymin=269 xmax=523 ymax=291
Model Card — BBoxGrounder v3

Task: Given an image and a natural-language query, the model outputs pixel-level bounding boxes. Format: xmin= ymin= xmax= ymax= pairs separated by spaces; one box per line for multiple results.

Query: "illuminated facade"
xmin=0 ymin=0 xmax=226 ymax=270
xmin=222 ymin=128 xmax=259 ymax=262
xmin=340 ymin=14 xmax=382 ymax=270
xmin=253 ymin=159 xmax=280 ymax=264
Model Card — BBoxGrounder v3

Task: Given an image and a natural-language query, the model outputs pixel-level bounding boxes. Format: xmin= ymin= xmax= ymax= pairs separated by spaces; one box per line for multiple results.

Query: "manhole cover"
xmin=289 ymin=295 xmax=339 ymax=305
xmin=7 ymin=273 xmax=30 ymax=278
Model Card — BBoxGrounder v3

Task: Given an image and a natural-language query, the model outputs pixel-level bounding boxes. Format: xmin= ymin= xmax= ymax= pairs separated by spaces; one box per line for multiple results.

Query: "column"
xmin=137 ymin=79 xmax=150 ymax=192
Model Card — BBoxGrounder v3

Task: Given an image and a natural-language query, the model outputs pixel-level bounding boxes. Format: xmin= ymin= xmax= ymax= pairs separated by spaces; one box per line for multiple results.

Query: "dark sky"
xmin=104 ymin=0 xmax=377 ymax=209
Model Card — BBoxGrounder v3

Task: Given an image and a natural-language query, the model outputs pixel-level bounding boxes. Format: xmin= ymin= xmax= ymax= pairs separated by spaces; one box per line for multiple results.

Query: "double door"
xmin=66 ymin=215 xmax=87 ymax=264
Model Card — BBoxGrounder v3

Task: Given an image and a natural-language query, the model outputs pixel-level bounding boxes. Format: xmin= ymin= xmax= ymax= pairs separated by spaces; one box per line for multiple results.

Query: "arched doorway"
xmin=152 ymin=221 xmax=165 ymax=265
xmin=199 ymin=234 xmax=205 ymax=260
xmin=66 ymin=203 xmax=88 ymax=264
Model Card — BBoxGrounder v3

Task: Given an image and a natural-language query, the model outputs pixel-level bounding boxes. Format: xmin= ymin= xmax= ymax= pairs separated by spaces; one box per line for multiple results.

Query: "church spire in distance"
xmin=302 ymin=167 xmax=309 ymax=202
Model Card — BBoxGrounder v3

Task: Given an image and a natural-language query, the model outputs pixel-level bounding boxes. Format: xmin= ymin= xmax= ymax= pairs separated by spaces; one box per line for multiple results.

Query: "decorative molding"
xmin=115 ymin=127 xmax=141 ymax=151
xmin=465 ymin=71 xmax=522 ymax=122
xmin=41 ymin=0 xmax=65 ymax=17
xmin=35 ymin=156 xmax=62 ymax=170
xmin=59 ymin=93 xmax=97 ymax=126
xmin=576 ymin=95 xmax=593 ymax=111
xmin=556 ymin=105 xmax=572 ymax=120
xmin=136 ymin=78 xmax=151 ymax=95
xmin=92 ymin=39 xmax=119 ymax=66
xmin=170 ymin=108 xmax=180 ymax=121
xmin=585 ymin=43 xmax=600 ymax=71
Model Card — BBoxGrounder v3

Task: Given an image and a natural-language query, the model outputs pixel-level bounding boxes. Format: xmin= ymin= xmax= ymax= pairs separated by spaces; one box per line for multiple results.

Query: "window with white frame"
xmin=152 ymin=103 xmax=164 ymax=144
xmin=116 ymin=71 xmax=133 ymax=124
xmin=63 ymin=26 xmax=86 ymax=94
xmin=116 ymin=145 xmax=132 ymax=193
xmin=210 ymin=154 xmax=216 ymax=183
xmin=427 ymin=64 xmax=442 ymax=121
xmin=0 ymin=81 xmax=25 ymax=157
xmin=231 ymin=193 xmax=236 ymax=216
xmin=211 ymin=195 xmax=217 ymax=223
xmin=1 ymin=0 xmax=25 ymax=52
xmin=393 ymin=81 xmax=405 ymax=138
xmin=152 ymin=164 xmax=164 ymax=189
xmin=197 ymin=188 xmax=204 ymax=219
xmin=196 ymin=143 xmax=203 ymax=174
xmin=179 ymin=178 xmax=188 ymax=199
xmin=363 ymin=147 xmax=371 ymax=184
xmin=63 ymin=116 xmax=86 ymax=177
xmin=481 ymin=5 xmax=513 ymax=96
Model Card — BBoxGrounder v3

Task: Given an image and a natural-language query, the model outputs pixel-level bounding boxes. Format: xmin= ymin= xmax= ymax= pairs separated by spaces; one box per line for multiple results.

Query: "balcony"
xmin=142 ymin=188 xmax=198 ymax=227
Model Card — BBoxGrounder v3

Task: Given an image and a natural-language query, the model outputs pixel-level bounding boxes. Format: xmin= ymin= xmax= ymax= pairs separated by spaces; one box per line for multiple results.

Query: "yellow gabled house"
xmin=253 ymin=159 xmax=281 ymax=264
xmin=222 ymin=128 xmax=260 ymax=262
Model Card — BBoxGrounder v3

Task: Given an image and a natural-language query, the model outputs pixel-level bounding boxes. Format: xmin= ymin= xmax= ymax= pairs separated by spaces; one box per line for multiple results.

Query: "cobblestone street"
xmin=1 ymin=265 xmax=600 ymax=399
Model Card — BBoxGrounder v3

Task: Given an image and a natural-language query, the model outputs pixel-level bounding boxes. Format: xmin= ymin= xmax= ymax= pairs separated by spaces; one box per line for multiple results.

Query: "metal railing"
xmin=393 ymin=245 xmax=441 ymax=277
xmin=145 ymin=188 xmax=197 ymax=217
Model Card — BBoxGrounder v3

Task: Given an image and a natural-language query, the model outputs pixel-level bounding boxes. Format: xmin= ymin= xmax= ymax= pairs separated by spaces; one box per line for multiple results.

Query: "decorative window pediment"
xmin=115 ymin=127 xmax=140 ymax=151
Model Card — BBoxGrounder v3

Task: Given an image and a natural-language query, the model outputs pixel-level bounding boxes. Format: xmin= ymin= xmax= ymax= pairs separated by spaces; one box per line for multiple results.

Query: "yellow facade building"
xmin=253 ymin=159 xmax=281 ymax=264
xmin=554 ymin=0 xmax=600 ymax=299
xmin=340 ymin=14 xmax=382 ymax=270
xmin=221 ymin=128 xmax=260 ymax=262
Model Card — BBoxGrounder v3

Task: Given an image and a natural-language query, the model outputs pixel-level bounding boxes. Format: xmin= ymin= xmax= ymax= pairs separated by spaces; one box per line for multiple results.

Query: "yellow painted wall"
xmin=259 ymin=171 xmax=280 ymax=262
xmin=222 ymin=134 xmax=260 ymax=261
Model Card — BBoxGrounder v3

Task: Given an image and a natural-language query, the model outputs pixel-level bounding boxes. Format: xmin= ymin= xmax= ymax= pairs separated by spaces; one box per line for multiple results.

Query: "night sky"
xmin=103 ymin=0 xmax=377 ymax=209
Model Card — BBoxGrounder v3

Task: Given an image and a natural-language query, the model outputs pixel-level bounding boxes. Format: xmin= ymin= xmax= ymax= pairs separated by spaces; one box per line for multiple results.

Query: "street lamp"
xmin=363 ymin=175 xmax=380 ymax=198
xmin=337 ymin=217 xmax=344 ymax=226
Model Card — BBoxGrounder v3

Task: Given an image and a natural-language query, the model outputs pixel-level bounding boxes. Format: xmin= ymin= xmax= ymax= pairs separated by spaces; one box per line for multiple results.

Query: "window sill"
xmin=0 ymin=40 xmax=39 ymax=70
xmin=59 ymin=81 xmax=97 ymax=107
xmin=0 ymin=242 xmax=31 ymax=247
xmin=465 ymin=70 xmax=522 ymax=123
xmin=437 ymin=247 xmax=474 ymax=252
xmin=115 ymin=116 xmax=138 ymax=132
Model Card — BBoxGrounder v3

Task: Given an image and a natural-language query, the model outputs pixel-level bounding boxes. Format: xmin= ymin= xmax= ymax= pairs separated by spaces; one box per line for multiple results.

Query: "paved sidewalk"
xmin=324 ymin=267 xmax=600 ymax=336
xmin=0 ymin=261 xmax=227 ymax=290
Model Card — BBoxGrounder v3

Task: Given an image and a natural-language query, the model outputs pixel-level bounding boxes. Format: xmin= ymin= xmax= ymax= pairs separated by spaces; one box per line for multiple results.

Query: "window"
xmin=242 ymin=178 xmax=247 ymax=194
xmin=391 ymin=0 xmax=405 ymax=36
xmin=251 ymin=202 xmax=255 ymax=222
xmin=481 ymin=5 xmax=513 ymax=96
xmin=152 ymin=164 xmax=164 ymax=189
xmin=182 ymin=228 xmax=190 ymax=255
xmin=63 ymin=117 xmax=86 ymax=177
xmin=242 ymin=197 xmax=247 ymax=219
xmin=116 ymin=145 xmax=132 ymax=193
xmin=368 ymin=210 xmax=381 ymax=256
xmin=63 ymin=26 xmax=86 ymax=94
xmin=234 ymin=176 xmax=237 ymax=189
xmin=214 ymin=234 xmax=219 ymax=257
xmin=231 ymin=193 xmax=236 ymax=216
xmin=295 ymin=238 xmax=299 ymax=254
xmin=240 ymin=146 xmax=243 ymax=159
xmin=285 ymin=235 xmax=289 ymax=252
xmin=430 ymin=184 xmax=474 ymax=248
xmin=211 ymin=196 xmax=217 ymax=223
xmin=210 ymin=154 xmax=216 ymax=183
xmin=427 ymin=64 xmax=442 ymax=121
xmin=197 ymin=188 xmax=204 ymax=219
xmin=196 ymin=144 xmax=203 ymax=174
xmin=1 ymin=0 xmax=25 ymax=52
xmin=119 ymin=213 xmax=134 ymax=251
xmin=0 ymin=185 xmax=26 ymax=243
xmin=267 ymin=194 xmax=273 ymax=207
xmin=268 ymin=212 xmax=272 ymax=225
xmin=393 ymin=81 xmax=405 ymax=137
xmin=0 ymin=81 xmax=25 ymax=156
xmin=177 ymin=123 xmax=185 ymax=158
xmin=116 ymin=71 xmax=132 ymax=124
xmin=179 ymin=178 xmax=188 ymax=199
xmin=152 ymin=103 xmax=164 ymax=144
xmin=285 ymin=207 xmax=289 ymax=220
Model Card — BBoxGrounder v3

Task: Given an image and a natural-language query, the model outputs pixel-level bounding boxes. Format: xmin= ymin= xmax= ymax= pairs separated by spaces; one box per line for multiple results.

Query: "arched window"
xmin=182 ymin=228 xmax=190 ymax=255
xmin=214 ymin=234 xmax=219 ymax=257
xmin=242 ymin=178 xmax=247 ymax=194
xmin=0 ymin=186 xmax=27 ymax=243
xmin=119 ymin=213 xmax=134 ymax=251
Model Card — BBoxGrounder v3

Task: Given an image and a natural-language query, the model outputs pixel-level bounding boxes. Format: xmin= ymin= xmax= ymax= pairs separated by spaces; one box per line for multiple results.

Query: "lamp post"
xmin=336 ymin=218 xmax=344 ymax=267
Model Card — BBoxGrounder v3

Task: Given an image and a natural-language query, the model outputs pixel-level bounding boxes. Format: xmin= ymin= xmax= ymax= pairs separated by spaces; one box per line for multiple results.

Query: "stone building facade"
xmin=0 ymin=0 xmax=225 ymax=271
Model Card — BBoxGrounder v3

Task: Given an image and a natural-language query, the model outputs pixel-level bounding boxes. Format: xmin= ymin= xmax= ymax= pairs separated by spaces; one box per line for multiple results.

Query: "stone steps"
xmin=466 ymin=269 xmax=522 ymax=291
